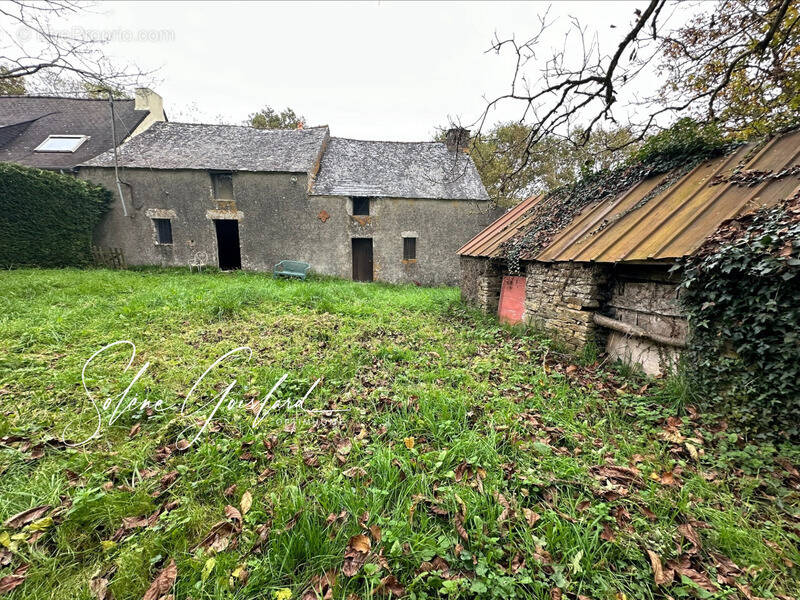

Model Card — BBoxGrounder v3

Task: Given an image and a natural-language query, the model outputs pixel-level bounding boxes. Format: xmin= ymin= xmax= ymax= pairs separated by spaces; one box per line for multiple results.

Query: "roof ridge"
xmin=157 ymin=121 xmax=329 ymax=132
xmin=331 ymin=136 xmax=444 ymax=145
xmin=0 ymin=95 xmax=136 ymax=102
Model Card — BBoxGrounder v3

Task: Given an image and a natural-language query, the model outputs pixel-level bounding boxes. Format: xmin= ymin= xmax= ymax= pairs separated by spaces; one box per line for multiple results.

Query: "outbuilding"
xmin=459 ymin=129 xmax=800 ymax=374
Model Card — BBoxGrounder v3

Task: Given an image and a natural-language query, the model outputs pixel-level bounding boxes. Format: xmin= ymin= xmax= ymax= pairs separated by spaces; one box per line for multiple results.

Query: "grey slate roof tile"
xmin=82 ymin=121 xmax=330 ymax=173
xmin=0 ymin=96 xmax=147 ymax=170
xmin=310 ymin=137 xmax=489 ymax=200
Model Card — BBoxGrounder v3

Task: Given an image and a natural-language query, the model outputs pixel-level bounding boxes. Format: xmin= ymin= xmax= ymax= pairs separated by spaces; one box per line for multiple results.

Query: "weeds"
xmin=0 ymin=268 xmax=797 ymax=599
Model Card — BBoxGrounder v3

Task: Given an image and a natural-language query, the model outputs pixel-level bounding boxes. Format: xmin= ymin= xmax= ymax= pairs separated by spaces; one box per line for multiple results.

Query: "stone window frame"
xmin=401 ymin=231 xmax=418 ymax=263
xmin=210 ymin=171 xmax=234 ymax=201
xmin=351 ymin=197 xmax=370 ymax=216
xmin=145 ymin=208 xmax=177 ymax=246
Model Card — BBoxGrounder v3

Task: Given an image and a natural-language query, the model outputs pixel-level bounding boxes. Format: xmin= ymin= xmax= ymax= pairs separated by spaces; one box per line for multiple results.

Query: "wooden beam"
xmin=593 ymin=313 xmax=687 ymax=348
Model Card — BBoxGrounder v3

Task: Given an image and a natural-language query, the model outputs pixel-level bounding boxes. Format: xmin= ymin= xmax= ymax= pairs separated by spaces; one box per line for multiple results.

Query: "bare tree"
xmin=475 ymin=0 xmax=799 ymax=180
xmin=0 ymin=0 xmax=149 ymax=93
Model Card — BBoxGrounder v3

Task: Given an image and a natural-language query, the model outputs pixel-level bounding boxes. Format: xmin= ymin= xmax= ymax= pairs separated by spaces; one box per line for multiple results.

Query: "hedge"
xmin=0 ymin=162 xmax=112 ymax=268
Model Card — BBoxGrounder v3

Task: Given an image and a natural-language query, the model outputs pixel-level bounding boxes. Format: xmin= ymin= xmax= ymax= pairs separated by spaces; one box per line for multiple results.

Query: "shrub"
xmin=680 ymin=198 xmax=800 ymax=435
xmin=0 ymin=162 xmax=112 ymax=268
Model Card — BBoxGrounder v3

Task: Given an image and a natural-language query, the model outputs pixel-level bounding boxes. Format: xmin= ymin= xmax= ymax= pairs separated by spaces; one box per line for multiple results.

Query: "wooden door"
xmin=352 ymin=238 xmax=373 ymax=282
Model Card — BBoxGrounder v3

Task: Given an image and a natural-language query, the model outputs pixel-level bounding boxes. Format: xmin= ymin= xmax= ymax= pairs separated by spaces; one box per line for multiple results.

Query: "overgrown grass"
xmin=0 ymin=268 xmax=798 ymax=599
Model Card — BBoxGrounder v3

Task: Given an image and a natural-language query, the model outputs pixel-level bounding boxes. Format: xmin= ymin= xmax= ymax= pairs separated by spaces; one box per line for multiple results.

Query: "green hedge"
xmin=0 ymin=163 xmax=112 ymax=268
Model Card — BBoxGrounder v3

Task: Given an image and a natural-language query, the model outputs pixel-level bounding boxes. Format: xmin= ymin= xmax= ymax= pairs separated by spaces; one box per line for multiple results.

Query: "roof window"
xmin=34 ymin=135 xmax=89 ymax=153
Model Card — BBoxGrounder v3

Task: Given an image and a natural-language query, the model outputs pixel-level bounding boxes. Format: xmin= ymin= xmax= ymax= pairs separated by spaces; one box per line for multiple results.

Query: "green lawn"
xmin=0 ymin=268 xmax=798 ymax=600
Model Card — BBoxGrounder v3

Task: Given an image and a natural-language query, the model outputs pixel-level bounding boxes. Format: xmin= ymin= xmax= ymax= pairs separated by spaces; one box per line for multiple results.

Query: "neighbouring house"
xmin=459 ymin=128 xmax=800 ymax=374
xmin=78 ymin=123 xmax=491 ymax=285
xmin=0 ymin=88 xmax=165 ymax=171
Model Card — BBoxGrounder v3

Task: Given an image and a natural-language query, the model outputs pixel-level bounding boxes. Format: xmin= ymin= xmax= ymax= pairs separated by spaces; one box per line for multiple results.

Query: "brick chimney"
xmin=445 ymin=127 xmax=470 ymax=153
xmin=130 ymin=88 xmax=166 ymax=137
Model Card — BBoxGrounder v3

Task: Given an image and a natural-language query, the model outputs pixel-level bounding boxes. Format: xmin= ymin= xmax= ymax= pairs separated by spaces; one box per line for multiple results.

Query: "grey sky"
xmin=63 ymin=1 xmax=671 ymax=141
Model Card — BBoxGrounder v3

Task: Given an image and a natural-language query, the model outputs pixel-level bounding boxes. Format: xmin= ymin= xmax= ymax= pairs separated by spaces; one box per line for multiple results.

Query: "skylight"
xmin=34 ymin=135 xmax=89 ymax=153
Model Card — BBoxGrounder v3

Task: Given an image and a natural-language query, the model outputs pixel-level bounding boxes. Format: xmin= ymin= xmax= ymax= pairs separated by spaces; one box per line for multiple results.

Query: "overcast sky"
xmin=60 ymin=1 xmax=675 ymax=141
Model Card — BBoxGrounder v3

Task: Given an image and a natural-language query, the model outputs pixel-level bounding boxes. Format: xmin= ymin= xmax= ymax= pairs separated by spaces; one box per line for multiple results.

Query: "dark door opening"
xmin=352 ymin=238 xmax=373 ymax=282
xmin=214 ymin=219 xmax=241 ymax=270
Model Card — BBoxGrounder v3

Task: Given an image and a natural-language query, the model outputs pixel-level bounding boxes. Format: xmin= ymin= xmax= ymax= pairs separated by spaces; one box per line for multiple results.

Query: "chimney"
xmin=130 ymin=88 xmax=166 ymax=137
xmin=445 ymin=127 xmax=470 ymax=153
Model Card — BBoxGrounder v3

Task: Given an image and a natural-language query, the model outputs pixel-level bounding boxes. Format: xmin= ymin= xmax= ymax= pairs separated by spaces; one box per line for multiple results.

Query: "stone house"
xmin=459 ymin=128 xmax=800 ymax=374
xmin=78 ymin=122 xmax=490 ymax=285
xmin=0 ymin=88 xmax=165 ymax=171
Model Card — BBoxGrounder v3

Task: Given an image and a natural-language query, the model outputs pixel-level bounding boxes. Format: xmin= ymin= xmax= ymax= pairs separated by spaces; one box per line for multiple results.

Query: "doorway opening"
xmin=352 ymin=238 xmax=373 ymax=282
xmin=214 ymin=219 xmax=241 ymax=270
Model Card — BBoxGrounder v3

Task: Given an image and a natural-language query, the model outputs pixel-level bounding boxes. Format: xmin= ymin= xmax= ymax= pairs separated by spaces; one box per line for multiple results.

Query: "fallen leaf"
xmin=522 ymin=508 xmax=541 ymax=527
xmin=196 ymin=520 xmax=236 ymax=552
xmin=646 ymin=549 xmax=673 ymax=585
xmin=369 ymin=525 xmax=382 ymax=543
xmin=667 ymin=556 xmax=717 ymax=593
xmin=0 ymin=565 xmax=29 ymax=595
xmin=326 ymin=510 xmax=348 ymax=526
xmin=342 ymin=467 xmax=367 ymax=478
xmin=678 ymin=522 xmax=702 ymax=553
xmin=590 ymin=464 xmax=641 ymax=486
xmin=240 ymin=491 xmax=253 ymax=515
xmin=600 ymin=522 xmax=616 ymax=542
xmin=639 ymin=505 xmax=657 ymax=521
xmin=350 ymin=533 xmax=371 ymax=553
xmin=494 ymin=492 xmax=513 ymax=531
xmin=89 ymin=575 xmax=111 ymax=600
xmin=224 ymin=505 xmax=243 ymax=525
xmin=302 ymin=570 xmax=337 ymax=600
xmin=284 ymin=510 xmax=301 ymax=531
xmin=342 ymin=534 xmax=371 ymax=576
xmin=374 ymin=574 xmax=404 ymax=597
xmin=142 ymin=558 xmax=177 ymax=600
xmin=4 ymin=505 xmax=51 ymax=529
xmin=159 ymin=470 xmax=178 ymax=489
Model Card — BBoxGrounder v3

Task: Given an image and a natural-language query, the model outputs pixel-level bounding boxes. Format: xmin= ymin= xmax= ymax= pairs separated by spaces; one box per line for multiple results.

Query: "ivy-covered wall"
xmin=681 ymin=197 xmax=800 ymax=434
xmin=0 ymin=163 xmax=112 ymax=268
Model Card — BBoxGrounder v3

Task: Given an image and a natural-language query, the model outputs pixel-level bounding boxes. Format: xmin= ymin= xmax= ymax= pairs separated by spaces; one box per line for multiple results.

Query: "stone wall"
xmin=604 ymin=264 xmax=685 ymax=374
xmin=459 ymin=256 xmax=502 ymax=313
xmin=523 ymin=261 xmax=609 ymax=351
xmin=79 ymin=167 xmax=491 ymax=285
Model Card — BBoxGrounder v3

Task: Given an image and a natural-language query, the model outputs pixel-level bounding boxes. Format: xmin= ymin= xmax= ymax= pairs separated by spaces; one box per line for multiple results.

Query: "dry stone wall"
xmin=459 ymin=256 xmax=502 ymax=313
xmin=523 ymin=261 xmax=609 ymax=351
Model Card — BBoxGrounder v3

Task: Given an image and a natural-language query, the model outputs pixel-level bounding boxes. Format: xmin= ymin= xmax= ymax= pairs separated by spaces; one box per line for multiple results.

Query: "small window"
xmin=211 ymin=172 xmax=234 ymax=200
xmin=403 ymin=237 xmax=416 ymax=260
xmin=153 ymin=218 xmax=173 ymax=244
xmin=352 ymin=197 xmax=370 ymax=216
xmin=34 ymin=135 xmax=89 ymax=153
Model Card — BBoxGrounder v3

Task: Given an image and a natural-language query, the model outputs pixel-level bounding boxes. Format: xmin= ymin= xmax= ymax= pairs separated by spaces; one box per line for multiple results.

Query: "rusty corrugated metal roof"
xmin=457 ymin=194 xmax=543 ymax=258
xmin=459 ymin=129 xmax=800 ymax=264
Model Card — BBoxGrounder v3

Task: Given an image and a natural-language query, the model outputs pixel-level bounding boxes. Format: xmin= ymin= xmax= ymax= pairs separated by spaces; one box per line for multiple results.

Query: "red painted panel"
xmin=498 ymin=276 xmax=526 ymax=325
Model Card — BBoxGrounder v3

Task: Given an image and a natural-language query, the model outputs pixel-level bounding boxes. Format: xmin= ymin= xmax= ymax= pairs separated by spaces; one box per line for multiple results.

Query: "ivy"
xmin=503 ymin=119 xmax=738 ymax=273
xmin=0 ymin=163 xmax=112 ymax=268
xmin=679 ymin=197 xmax=800 ymax=436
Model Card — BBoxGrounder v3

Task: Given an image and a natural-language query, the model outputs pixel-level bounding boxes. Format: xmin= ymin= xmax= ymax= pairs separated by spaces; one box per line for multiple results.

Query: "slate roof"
xmin=83 ymin=121 xmax=330 ymax=173
xmin=0 ymin=96 xmax=148 ymax=170
xmin=459 ymin=128 xmax=800 ymax=264
xmin=310 ymin=137 xmax=489 ymax=200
